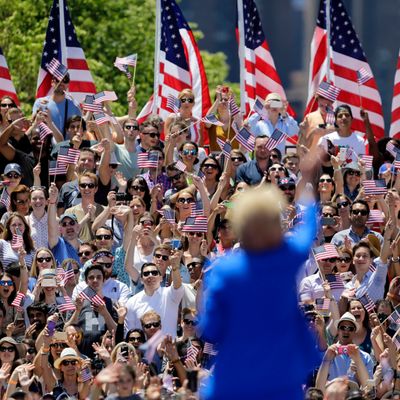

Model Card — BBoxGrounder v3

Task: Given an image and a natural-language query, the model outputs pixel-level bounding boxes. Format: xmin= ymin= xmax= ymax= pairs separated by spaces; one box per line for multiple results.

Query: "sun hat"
xmin=54 ymin=347 xmax=81 ymax=369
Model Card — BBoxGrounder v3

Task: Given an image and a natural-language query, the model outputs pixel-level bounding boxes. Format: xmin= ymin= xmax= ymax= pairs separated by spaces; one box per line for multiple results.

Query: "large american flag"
xmin=236 ymin=0 xmax=292 ymax=116
xmin=306 ymin=0 xmax=384 ymax=139
xmin=36 ymin=0 xmax=96 ymax=103
xmin=390 ymin=49 xmax=400 ymax=138
xmin=0 ymin=47 xmax=19 ymax=104
xmin=138 ymin=0 xmax=211 ymax=143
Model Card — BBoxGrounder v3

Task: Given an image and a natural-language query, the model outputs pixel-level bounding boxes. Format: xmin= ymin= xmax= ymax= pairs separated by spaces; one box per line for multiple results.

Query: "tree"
xmin=0 ymin=0 xmax=233 ymax=116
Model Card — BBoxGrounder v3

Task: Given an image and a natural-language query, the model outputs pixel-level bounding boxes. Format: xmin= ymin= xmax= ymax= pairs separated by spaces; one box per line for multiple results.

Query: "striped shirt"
xmin=0 ymin=239 xmax=33 ymax=269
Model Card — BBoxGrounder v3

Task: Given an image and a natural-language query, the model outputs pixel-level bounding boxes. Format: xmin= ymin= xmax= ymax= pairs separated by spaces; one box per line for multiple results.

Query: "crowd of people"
xmin=0 ymin=70 xmax=399 ymax=400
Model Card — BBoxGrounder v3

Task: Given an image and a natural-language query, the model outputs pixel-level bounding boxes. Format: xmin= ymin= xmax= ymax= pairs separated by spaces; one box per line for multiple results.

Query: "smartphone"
xmin=270 ymin=100 xmax=283 ymax=109
xmin=339 ymin=147 xmax=348 ymax=161
xmin=47 ymin=320 xmax=56 ymax=337
xmin=337 ymin=345 xmax=348 ymax=355
xmin=171 ymin=239 xmax=181 ymax=250
xmin=54 ymin=331 xmax=68 ymax=341
xmin=120 ymin=345 xmax=129 ymax=359
xmin=187 ymin=370 xmax=198 ymax=393
xmin=321 ymin=217 xmax=336 ymax=226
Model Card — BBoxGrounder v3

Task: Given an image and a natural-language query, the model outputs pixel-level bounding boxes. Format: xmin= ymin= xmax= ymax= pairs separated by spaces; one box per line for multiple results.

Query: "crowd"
xmin=0 ymin=69 xmax=399 ymax=400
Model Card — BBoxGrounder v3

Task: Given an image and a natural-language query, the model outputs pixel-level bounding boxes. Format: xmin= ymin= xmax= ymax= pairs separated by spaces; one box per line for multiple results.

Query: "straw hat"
xmin=54 ymin=347 xmax=81 ymax=369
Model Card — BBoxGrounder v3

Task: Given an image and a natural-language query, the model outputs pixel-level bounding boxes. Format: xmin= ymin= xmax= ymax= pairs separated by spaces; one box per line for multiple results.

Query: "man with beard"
xmin=26 ymin=303 xmax=48 ymax=340
xmin=32 ymin=73 xmax=81 ymax=137
xmin=277 ymin=177 xmax=305 ymax=229
xmin=331 ymin=200 xmax=383 ymax=247
xmin=235 ymin=135 xmax=271 ymax=185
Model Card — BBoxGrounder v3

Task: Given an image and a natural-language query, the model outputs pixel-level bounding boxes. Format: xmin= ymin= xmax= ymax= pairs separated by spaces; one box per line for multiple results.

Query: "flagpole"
xmin=132 ymin=55 xmax=138 ymax=87
xmin=152 ymin=0 xmax=161 ymax=115
xmin=59 ymin=0 xmax=67 ymax=66
xmin=237 ymin=0 xmax=246 ymax=116
xmin=325 ymin=0 xmax=332 ymax=83
xmin=358 ymin=84 xmax=363 ymax=108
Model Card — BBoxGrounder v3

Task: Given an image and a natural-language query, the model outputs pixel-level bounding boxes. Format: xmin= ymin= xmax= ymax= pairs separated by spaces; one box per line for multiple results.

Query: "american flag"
xmin=315 ymin=297 xmax=330 ymax=313
xmin=93 ymin=91 xmax=118 ymax=104
xmin=137 ymin=152 xmax=159 ymax=169
xmin=0 ymin=47 xmax=19 ymax=104
xmin=361 ymin=155 xmax=373 ymax=170
xmin=58 ymin=147 xmax=80 ymax=164
xmin=46 ymin=58 xmax=68 ymax=81
xmin=216 ymin=138 xmax=232 ymax=158
xmin=387 ymin=141 xmax=400 ymax=158
xmin=325 ymin=274 xmax=345 ymax=290
xmin=229 ymin=97 xmax=241 ymax=117
xmin=166 ymin=94 xmax=181 ymax=114
xmin=393 ymin=332 xmax=400 ymax=351
xmin=388 ymin=309 xmax=400 ymax=328
xmin=363 ymin=180 xmax=388 ymax=196
xmin=49 ymin=160 xmax=67 ymax=176
xmin=253 ymin=98 xmax=268 ymax=119
xmin=394 ymin=153 xmax=400 ymax=170
xmin=36 ymin=0 xmax=96 ymax=103
xmin=60 ymin=262 xmax=75 ymax=284
xmin=185 ymin=341 xmax=199 ymax=363
xmin=357 ymin=67 xmax=373 ymax=86
xmin=56 ymin=295 xmax=76 ymax=313
xmin=139 ymin=0 xmax=211 ymax=144
xmin=190 ymin=201 xmax=204 ymax=217
xmin=0 ymin=191 xmax=10 ymax=209
xmin=38 ymin=123 xmax=53 ymax=142
xmin=312 ymin=244 xmax=339 ymax=261
xmin=306 ymin=0 xmax=384 ymax=140
xmin=11 ymin=232 xmax=23 ymax=249
xmin=358 ymin=292 xmax=375 ymax=313
xmin=93 ymin=112 xmax=110 ymax=126
xmin=81 ymin=95 xmax=103 ymax=113
xmin=79 ymin=286 xmax=105 ymax=306
xmin=236 ymin=0 xmax=292 ymax=116
xmin=236 ymin=127 xmax=256 ymax=152
xmin=390 ymin=50 xmax=400 ymax=138
xmin=369 ymin=264 xmax=376 ymax=273
xmin=114 ymin=54 xmax=137 ymax=79
xmin=80 ymin=367 xmax=93 ymax=382
xmin=367 ymin=210 xmax=384 ymax=224
xmin=203 ymin=342 xmax=218 ymax=356
xmin=325 ymin=106 xmax=336 ymax=126
xmin=175 ymin=160 xmax=187 ymax=172
xmin=182 ymin=216 xmax=208 ymax=233
xmin=11 ymin=292 xmax=25 ymax=312
xmin=158 ymin=208 xmax=175 ymax=224
xmin=265 ymin=129 xmax=288 ymax=151
xmin=202 ymin=114 xmax=224 ymax=127
xmin=316 ymin=81 xmax=341 ymax=102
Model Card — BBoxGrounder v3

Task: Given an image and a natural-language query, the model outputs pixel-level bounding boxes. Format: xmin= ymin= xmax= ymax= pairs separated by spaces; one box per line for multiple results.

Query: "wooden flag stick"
xmin=132 ymin=56 xmax=138 ymax=86
xmin=358 ymin=84 xmax=363 ymax=108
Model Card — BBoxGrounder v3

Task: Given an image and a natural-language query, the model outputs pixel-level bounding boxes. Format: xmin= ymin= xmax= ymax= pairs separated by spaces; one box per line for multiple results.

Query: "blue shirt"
xmin=235 ymin=159 xmax=268 ymax=185
xmin=51 ymin=237 xmax=80 ymax=267
xmin=331 ymin=226 xmax=383 ymax=248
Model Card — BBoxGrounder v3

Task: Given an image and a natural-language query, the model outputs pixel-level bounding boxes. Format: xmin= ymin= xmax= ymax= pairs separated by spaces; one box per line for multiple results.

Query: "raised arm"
xmin=192 ymin=175 xmax=211 ymax=217
xmin=124 ymin=225 xmax=141 ymax=284
xmin=169 ymin=250 xmax=182 ymax=289
xmin=47 ymin=183 xmax=60 ymax=249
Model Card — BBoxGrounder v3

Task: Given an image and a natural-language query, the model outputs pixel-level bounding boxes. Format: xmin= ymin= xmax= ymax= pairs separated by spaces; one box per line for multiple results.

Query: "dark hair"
xmin=84 ymin=264 xmax=105 ymax=281
xmin=270 ymin=147 xmax=282 ymax=160
xmin=95 ymin=225 xmax=114 ymax=237
xmin=125 ymin=329 xmax=146 ymax=343
xmin=347 ymin=298 xmax=370 ymax=329
xmin=27 ymin=302 xmax=49 ymax=315
xmin=66 ymin=115 xmax=86 ymax=132
xmin=352 ymin=241 xmax=374 ymax=258
xmin=350 ymin=199 xmax=370 ymax=216
xmin=79 ymin=147 xmax=98 ymax=162
xmin=10 ymin=185 xmax=30 ymax=213
xmin=178 ymin=141 xmax=199 ymax=165
xmin=334 ymin=104 xmax=353 ymax=120
xmin=126 ymin=176 xmax=151 ymax=210
xmin=305 ymin=387 xmax=324 ymax=400
xmin=0 ymin=96 xmax=17 ymax=123
xmin=320 ymin=201 xmax=339 ymax=217
xmin=376 ymin=299 xmax=394 ymax=314
xmin=2 ymin=212 xmax=34 ymax=253
xmin=79 ymin=241 xmax=98 ymax=252
xmin=140 ymin=262 xmax=159 ymax=276
xmin=200 ymin=155 xmax=222 ymax=181
xmin=0 ymin=273 xmax=16 ymax=305
xmin=0 ymin=301 xmax=6 ymax=317
xmin=140 ymin=120 xmax=159 ymax=133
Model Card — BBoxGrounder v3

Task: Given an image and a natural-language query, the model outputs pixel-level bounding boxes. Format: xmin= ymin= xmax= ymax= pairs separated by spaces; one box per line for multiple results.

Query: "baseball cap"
xmin=379 ymin=163 xmax=394 ymax=175
xmin=59 ymin=213 xmax=78 ymax=224
xmin=4 ymin=163 xmax=22 ymax=175
xmin=278 ymin=177 xmax=296 ymax=187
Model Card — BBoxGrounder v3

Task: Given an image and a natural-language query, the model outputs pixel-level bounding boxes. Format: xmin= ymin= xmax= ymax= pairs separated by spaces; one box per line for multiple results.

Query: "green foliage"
xmin=0 ymin=0 xmax=232 ymax=116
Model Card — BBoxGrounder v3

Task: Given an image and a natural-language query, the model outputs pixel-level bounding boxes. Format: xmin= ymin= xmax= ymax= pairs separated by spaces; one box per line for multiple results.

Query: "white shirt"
xmin=298 ymin=272 xmax=343 ymax=302
xmin=319 ymin=131 xmax=366 ymax=156
xmin=181 ymin=283 xmax=197 ymax=309
xmin=28 ymin=212 xmax=48 ymax=249
xmin=72 ymin=278 xmax=131 ymax=305
xmin=125 ymin=285 xmax=184 ymax=338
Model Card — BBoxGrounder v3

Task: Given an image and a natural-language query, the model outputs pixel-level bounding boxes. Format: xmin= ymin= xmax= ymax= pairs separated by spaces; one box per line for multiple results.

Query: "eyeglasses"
xmin=351 ymin=209 xmax=368 ymax=216
xmin=231 ymin=157 xmax=244 ymax=162
xmin=79 ymin=183 xmax=96 ymax=189
xmin=280 ymin=185 xmax=296 ymax=191
xmin=37 ymin=257 xmax=52 ymax=263
xmin=187 ymin=263 xmax=202 ymax=271
xmin=125 ymin=125 xmax=139 ymax=131
xmin=142 ymin=270 xmax=160 ymax=277
xmin=96 ymin=262 xmax=113 ymax=269
xmin=15 ymin=199 xmax=29 ymax=205
xmin=169 ymin=173 xmax=184 ymax=182
xmin=143 ymin=131 xmax=160 ymax=138
xmin=322 ymin=258 xmax=337 ymax=263
xmin=50 ymin=342 xmax=68 ymax=349
xmin=338 ymin=325 xmax=355 ymax=332
xmin=348 ymin=170 xmax=361 ymax=177
xmin=182 ymin=149 xmax=197 ymax=156
xmin=0 ymin=346 xmax=15 ymax=352
xmin=203 ymin=164 xmax=218 ymax=169
xmin=270 ymin=154 xmax=280 ymax=159
xmin=177 ymin=198 xmax=193 ymax=204
xmin=319 ymin=178 xmax=333 ymax=183
xmin=188 ymin=232 xmax=203 ymax=237
xmin=269 ymin=167 xmax=284 ymax=172
xmin=96 ymin=234 xmax=112 ymax=240
xmin=154 ymin=253 xmax=169 ymax=261
xmin=183 ymin=318 xmax=198 ymax=326
xmin=338 ymin=257 xmax=352 ymax=263
xmin=61 ymin=220 xmax=76 ymax=227
xmin=0 ymin=281 xmax=13 ymax=287
xmin=337 ymin=201 xmax=350 ymax=209
xmin=78 ymin=250 xmax=92 ymax=257
xmin=6 ymin=173 xmax=21 ymax=179
xmin=130 ymin=185 xmax=146 ymax=192
xmin=61 ymin=360 xmax=78 ymax=366
xmin=140 ymin=220 xmax=154 ymax=226
xmin=128 ymin=336 xmax=142 ymax=343
xmin=0 ymin=103 xmax=13 ymax=108
xmin=143 ymin=321 xmax=161 ymax=329
xmin=180 ymin=98 xmax=194 ymax=103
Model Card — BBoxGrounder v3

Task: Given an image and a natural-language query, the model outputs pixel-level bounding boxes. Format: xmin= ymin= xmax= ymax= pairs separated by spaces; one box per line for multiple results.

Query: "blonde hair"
xmin=30 ymin=247 xmax=57 ymax=277
xmin=110 ymin=342 xmax=139 ymax=364
xmin=178 ymin=89 xmax=194 ymax=101
xmin=230 ymin=185 xmax=286 ymax=237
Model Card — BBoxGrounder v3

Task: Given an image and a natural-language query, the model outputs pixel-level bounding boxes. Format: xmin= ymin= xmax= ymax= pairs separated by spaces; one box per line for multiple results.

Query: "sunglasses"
xmin=142 ymin=270 xmax=160 ymax=277
xmin=51 ymin=342 xmax=68 ymax=349
xmin=15 ymin=199 xmax=29 ymax=205
xmin=6 ymin=173 xmax=21 ymax=179
xmin=0 ymin=346 xmax=15 ymax=352
xmin=348 ymin=170 xmax=361 ymax=177
xmin=109 ymin=164 xmax=118 ymax=169
xmin=61 ymin=220 xmax=76 ymax=227
xmin=188 ymin=232 xmax=203 ymax=237
xmin=180 ymin=98 xmax=194 ymax=103
xmin=0 ymin=103 xmax=13 ymax=108
xmin=154 ymin=253 xmax=169 ymax=261
xmin=338 ymin=257 xmax=352 ymax=263
xmin=338 ymin=325 xmax=355 ymax=332
xmin=182 ymin=149 xmax=197 ymax=156
xmin=143 ymin=321 xmax=161 ymax=329
xmin=231 ymin=157 xmax=244 ymax=162
xmin=73 ymin=269 xmax=80 ymax=275
xmin=280 ymin=185 xmax=296 ymax=191
xmin=125 ymin=125 xmax=139 ymax=131
xmin=183 ymin=319 xmax=198 ymax=326
xmin=319 ymin=178 xmax=333 ymax=183
xmin=96 ymin=234 xmax=112 ymax=240
xmin=128 ymin=336 xmax=142 ymax=343
xmin=0 ymin=281 xmax=13 ymax=287
xmin=203 ymin=164 xmax=218 ymax=169
xmin=61 ymin=359 xmax=78 ymax=366
xmin=79 ymin=183 xmax=96 ymax=189
xmin=351 ymin=209 xmax=368 ymax=216
xmin=323 ymin=258 xmax=337 ymax=263
xmin=337 ymin=201 xmax=350 ymax=209
xmin=322 ymin=213 xmax=334 ymax=218
xmin=96 ymin=262 xmax=113 ymax=269
xmin=177 ymin=198 xmax=193 ymax=204
xmin=37 ymin=257 xmax=52 ymax=263
xmin=78 ymin=250 xmax=92 ymax=257
xmin=130 ymin=185 xmax=146 ymax=192
xmin=169 ymin=173 xmax=184 ymax=182
xmin=187 ymin=263 xmax=202 ymax=271
xmin=271 ymin=154 xmax=280 ymax=159
xmin=143 ymin=131 xmax=160 ymax=138
xmin=140 ymin=220 xmax=154 ymax=226
xmin=269 ymin=167 xmax=284 ymax=172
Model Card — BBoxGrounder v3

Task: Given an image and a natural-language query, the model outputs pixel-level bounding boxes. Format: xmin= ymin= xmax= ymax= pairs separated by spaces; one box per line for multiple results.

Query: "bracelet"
xmin=41 ymin=351 xmax=49 ymax=356
xmin=48 ymin=201 xmax=56 ymax=205
xmin=392 ymin=257 xmax=400 ymax=263
xmin=8 ymin=379 xmax=17 ymax=385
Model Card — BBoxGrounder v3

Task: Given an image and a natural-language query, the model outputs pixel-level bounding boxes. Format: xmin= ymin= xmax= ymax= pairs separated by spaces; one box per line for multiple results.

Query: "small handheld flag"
xmin=166 ymin=94 xmax=181 ymax=113
xmin=79 ymin=286 xmax=105 ymax=306
xmin=357 ymin=68 xmax=373 ymax=85
xmin=46 ymin=58 xmax=68 ymax=81
xmin=363 ymin=180 xmax=388 ymax=196
xmin=265 ymin=129 xmax=288 ymax=151
xmin=216 ymin=138 xmax=232 ymax=158
xmin=236 ymin=127 xmax=255 ymax=152
xmin=316 ymin=81 xmax=341 ymax=102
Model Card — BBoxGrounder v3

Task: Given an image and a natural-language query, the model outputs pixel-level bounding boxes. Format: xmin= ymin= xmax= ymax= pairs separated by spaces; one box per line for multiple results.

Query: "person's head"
xmin=352 ymin=241 xmax=373 ymax=275
xmin=27 ymin=302 xmax=48 ymax=331
xmin=230 ymin=150 xmax=246 ymax=171
xmin=166 ymin=163 xmax=188 ymax=191
xmin=139 ymin=212 xmax=155 ymax=237
xmin=170 ymin=120 xmax=190 ymax=143
xmin=0 ymin=96 xmax=17 ymax=122
xmin=336 ymin=312 xmax=358 ymax=345
xmin=127 ymin=176 xmax=150 ymax=204
xmin=51 ymin=73 xmax=70 ymax=95
xmin=21 ymin=338 xmax=37 ymax=362
xmin=140 ymin=310 xmax=161 ymax=339
xmin=3 ymin=163 xmax=22 ymax=189
xmin=334 ymin=104 xmax=353 ymax=131
xmin=140 ymin=263 xmax=162 ymax=292
xmin=0 ymin=273 xmax=15 ymax=301
xmin=347 ymin=299 xmax=369 ymax=328
xmin=186 ymin=256 xmax=205 ymax=282
xmin=320 ymin=202 xmax=339 ymax=238
xmin=200 ymin=156 xmax=222 ymax=181
xmin=139 ymin=121 xmax=160 ymax=149
xmin=316 ymin=93 xmax=334 ymax=113
xmin=283 ymin=152 xmax=299 ymax=175
xmin=318 ymin=173 xmax=335 ymax=198
xmin=333 ymin=193 xmax=351 ymax=218
xmin=116 ymin=364 xmax=137 ymax=397
xmin=269 ymin=148 xmax=282 ymax=164
xmin=54 ymin=347 xmax=81 ymax=377
xmin=78 ymin=172 xmax=98 ymax=199
xmin=179 ymin=141 xmax=199 ymax=165
xmin=77 ymin=148 xmax=96 ymax=173
xmin=317 ymin=251 xmax=338 ymax=275
xmin=254 ymin=135 xmax=269 ymax=161
xmin=92 ymin=249 xmax=114 ymax=280
xmin=231 ymin=185 xmax=285 ymax=251
xmin=153 ymin=244 xmax=171 ymax=275
xmin=94 ymin=226 xmax=114 ymax=250
xmin=344 ymin=166 xmax=361 ymax=188
xmin=65 ymin=324 xmax=84 ymax=347
xmin=335 ymin=246 xmax=354 ymax=274
xmin=66 ymin=115 xmax=85 ymax=138
xmin=3 ymin=212 xmax=34 ymax=252
xmin=277 ymin=177 xmax=296 ymax=204
xmin=31 ymin=248 xmax=56 ymax=278
xmin=0 ymin=337 xmax=20 ymax=365
xmin=181 ymin=308 xmax=198 ymax=338
xmin=30 ymin=186 xmax=48 ymax=213
xmin=84 ymin=264 xmax=105 ymax=292
xmin=376 ymin=299 xmax=393 ymax=318
xmin=217 ymin=219 xmax=235 ymax=248
xmin=78 ymin=242 xmax=97 ymax=265
xmin=58 ymin=213 xmax=79 ymax=241
xmin=10 ymin=185 xmax=30 ymax=215
xmin=125 ymin=329 xmax=145 ymax=349
xmin=122 ymin=118 xmax=139 ymax=142
xmin=350 ymin=200 xmax=370 ymax=229
xmin=178 ymin=89 xmax=195 ymax=112
xmin=175 ymin=189 xmax=195 ymax=214
xmin=268 ymin=163 xmax=288 ymax=184
xmin=305 ymin=387 xmax=324 ymax=400
xmin=234 ymin=181 xmax=249 ymax=194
